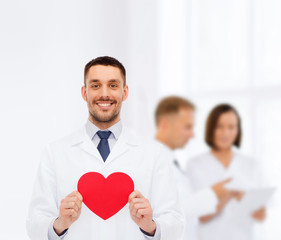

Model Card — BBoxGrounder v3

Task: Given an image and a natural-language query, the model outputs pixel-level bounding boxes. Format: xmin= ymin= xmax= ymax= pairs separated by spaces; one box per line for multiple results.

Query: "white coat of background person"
xmin=154 ymin=96 xmax=233 ymax=240
xmin=186 ymin=104 xmax=266 ymax=240
xmin=26 ymin=56 xmax=184 ymax=240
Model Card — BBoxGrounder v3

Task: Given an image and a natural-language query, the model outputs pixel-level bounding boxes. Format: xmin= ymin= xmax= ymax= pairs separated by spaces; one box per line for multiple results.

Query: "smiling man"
xmin=83 ymin=62 xmax=128 ymax=127
xmin=26 ymin=56 xmax=184 ymax=240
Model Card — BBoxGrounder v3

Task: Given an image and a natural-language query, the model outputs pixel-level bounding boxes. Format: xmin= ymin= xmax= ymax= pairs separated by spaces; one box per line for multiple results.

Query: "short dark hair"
xmin=155 ymin=96 xmax=195 ymax=125
xmin=84 ymin=56 xmax=126 ymax=86
xmin=205 ymin=103 xmax=242 ymax=148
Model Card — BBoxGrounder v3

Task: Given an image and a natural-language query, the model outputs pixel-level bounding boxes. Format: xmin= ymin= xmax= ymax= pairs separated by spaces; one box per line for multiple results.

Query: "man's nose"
xmin=100 ymin=85 xmax=110 ymax=98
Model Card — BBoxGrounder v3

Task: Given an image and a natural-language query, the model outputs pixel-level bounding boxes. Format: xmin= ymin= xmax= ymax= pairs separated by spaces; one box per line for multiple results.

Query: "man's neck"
xmin=88 ymin=117 xmax=120 ymax=130
xmin=155 ymin=132 xmax=174 ymax=150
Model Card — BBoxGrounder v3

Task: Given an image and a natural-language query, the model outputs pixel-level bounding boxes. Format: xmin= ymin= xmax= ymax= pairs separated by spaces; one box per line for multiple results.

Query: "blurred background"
xmin=0 ymin=0 xmax=280 ymax=239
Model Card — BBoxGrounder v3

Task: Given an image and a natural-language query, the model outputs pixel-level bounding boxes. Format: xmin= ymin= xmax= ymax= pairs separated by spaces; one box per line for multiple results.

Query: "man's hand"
xmin=129 ymin=190 xmax=156 ymax=236
xmin=53 ymin=191 xmax=83 ymax=235
xmin=252 ymin=207 xmax=266 ymax=221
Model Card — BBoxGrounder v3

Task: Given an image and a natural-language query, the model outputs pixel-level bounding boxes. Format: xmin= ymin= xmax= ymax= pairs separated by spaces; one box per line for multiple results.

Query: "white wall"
xmin=1 ymin=0 xmax=281 ymax=239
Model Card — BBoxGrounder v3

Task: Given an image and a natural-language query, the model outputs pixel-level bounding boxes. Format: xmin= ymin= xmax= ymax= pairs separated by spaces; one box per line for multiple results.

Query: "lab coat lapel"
xmin=71 ymin=127 xmax=102 ymax=161
xmin=104 ymin=127 xmax=139 ymax=165
xmin=70 ymin=126 xmax=140 ymax=164
xmin=80 ymin=137 xmax=101 ymax=160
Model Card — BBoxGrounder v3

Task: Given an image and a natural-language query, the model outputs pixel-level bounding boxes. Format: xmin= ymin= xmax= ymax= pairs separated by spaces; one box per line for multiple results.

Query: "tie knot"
xmin=97 ymin=130 xmax=111 ymax=140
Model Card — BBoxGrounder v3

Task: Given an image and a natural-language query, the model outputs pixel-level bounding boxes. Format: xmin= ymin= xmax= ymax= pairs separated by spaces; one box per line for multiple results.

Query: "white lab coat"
xmin=186 ymin=151 xmax=262 ymax=240
xmin=172 ymin=164 xmax=218 ymax=240
xmin=26 ymin=126 xmax=184 ymax=240
xmin=159 ymin=144 xmax=218 ymax=240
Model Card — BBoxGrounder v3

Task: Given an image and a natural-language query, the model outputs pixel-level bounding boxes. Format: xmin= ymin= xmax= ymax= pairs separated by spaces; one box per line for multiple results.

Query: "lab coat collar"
xmin=70 ymin=124 xmax=140 ymax=165
xmin=85 ymin=119 xmax=122 ymax=141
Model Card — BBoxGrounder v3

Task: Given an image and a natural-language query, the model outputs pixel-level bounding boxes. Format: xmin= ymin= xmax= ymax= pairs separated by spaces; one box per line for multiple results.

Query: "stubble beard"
xmin=88 ymin=101 xmax=121 ymax=125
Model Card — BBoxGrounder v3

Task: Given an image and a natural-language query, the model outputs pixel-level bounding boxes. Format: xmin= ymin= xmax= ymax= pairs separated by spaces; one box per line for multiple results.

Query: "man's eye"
xmin=91 ymin=85 xmax=99 ymax=88
xmin=110 ymin=84 xmax=118 ymax=88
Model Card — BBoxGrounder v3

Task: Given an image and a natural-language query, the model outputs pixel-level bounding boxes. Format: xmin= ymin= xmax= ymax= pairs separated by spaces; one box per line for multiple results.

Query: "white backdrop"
xmin=0 ymin=0 xmax=280 ymax=239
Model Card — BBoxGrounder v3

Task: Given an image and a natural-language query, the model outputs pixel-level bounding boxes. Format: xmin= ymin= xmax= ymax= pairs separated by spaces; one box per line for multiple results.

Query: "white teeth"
xmin=98 ymin=103 xmax=111 ymax=107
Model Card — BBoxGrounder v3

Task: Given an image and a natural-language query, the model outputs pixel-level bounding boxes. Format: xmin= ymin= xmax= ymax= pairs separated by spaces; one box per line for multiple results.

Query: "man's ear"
xmin=162 ymin=115 xmax=175 ymax=130
xmin=122 ymin=85 xmax=129 ymax=101
xmin=158 ymin=117 xmax=167 ymax=129
xmin=81 ymin=85 xmax=87 ymax=102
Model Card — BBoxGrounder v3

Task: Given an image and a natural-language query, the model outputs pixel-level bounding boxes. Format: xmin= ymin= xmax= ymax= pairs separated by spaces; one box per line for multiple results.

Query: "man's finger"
xmin=132 ymin=203 xmax=148 ymax=210
xmin=63 ymin=201 xmax=79 ymax=212
xmin=74 ymin=191 xmax=83 ymax=201
xmin=65 ymin=197 xmax=82 ymax=208
xmin=137 ymin=208 xmax=150 ymax=217
xmin=63 ymin=208 xmax=78 ymax=216
xmin=67 ymin=191 xmax=83 ymax=201
xmin=129 ymin=190 xmax=144 ymax=201
xmin=130 ymin=203 xmax=138 ymax=216
xmin=62 ymin=198 xmax=81 ymax=210
xmin=130 ymin=198 xmax=146 ymax=204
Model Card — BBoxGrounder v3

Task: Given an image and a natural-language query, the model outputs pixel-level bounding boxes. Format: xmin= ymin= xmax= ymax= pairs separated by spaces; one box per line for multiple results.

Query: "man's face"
xmin=168 ymin=108 xmax=195 ymax=149
xmin=81 ymin=65 xmax=128 ymax=128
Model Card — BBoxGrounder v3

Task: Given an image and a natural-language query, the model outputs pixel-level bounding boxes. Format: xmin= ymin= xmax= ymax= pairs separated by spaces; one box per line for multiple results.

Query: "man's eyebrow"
xmin=88 ymin=79 xmax=100 ymax=83
xmin=88 ymin=79 xmax=121 ymax=83
xmin=108 ymin=79 xmax=121 ymax=83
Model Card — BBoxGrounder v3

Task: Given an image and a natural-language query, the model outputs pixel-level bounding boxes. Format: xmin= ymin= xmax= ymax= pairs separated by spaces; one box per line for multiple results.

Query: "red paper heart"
xmin=77 ymin=172 xmax=134 ymax=220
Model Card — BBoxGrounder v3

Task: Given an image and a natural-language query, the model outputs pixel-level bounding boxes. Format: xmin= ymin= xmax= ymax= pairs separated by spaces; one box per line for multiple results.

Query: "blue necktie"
xmin=97 ymin=131 xmax=111 ymax=162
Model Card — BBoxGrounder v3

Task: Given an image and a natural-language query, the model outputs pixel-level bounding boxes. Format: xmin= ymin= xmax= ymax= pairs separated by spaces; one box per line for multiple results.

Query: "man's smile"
xmin=96 ymin=101 xmax=115 ymax=110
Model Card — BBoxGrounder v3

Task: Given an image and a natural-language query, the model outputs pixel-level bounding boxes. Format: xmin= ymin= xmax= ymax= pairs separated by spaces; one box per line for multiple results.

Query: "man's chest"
xmin=53 ymin=146 xmax=156 ymax=201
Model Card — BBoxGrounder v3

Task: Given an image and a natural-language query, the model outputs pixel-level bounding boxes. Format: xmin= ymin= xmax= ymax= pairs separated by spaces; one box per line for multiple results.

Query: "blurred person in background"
xmin=155 ymin=96 xmax=232 ymax=239
xmin=186 ymin=103 xmax=266 ymax=240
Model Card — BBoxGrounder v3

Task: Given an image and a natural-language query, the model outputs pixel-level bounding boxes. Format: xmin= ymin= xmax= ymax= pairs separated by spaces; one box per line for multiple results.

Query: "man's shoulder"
xmin=121 ymin=129 xmax=173 ymax=160
xmin=189 ymin=151 xmax=211 ymax=163
xmin=134 ymin=135 xmax=172 ymax=153
xmin=141 ymin=139 xmax=175 ymax=166
xmin=186 ymin=151 xmax=212 ymax=171
xmin=47 ymin=127 xmax=86 ymax=150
